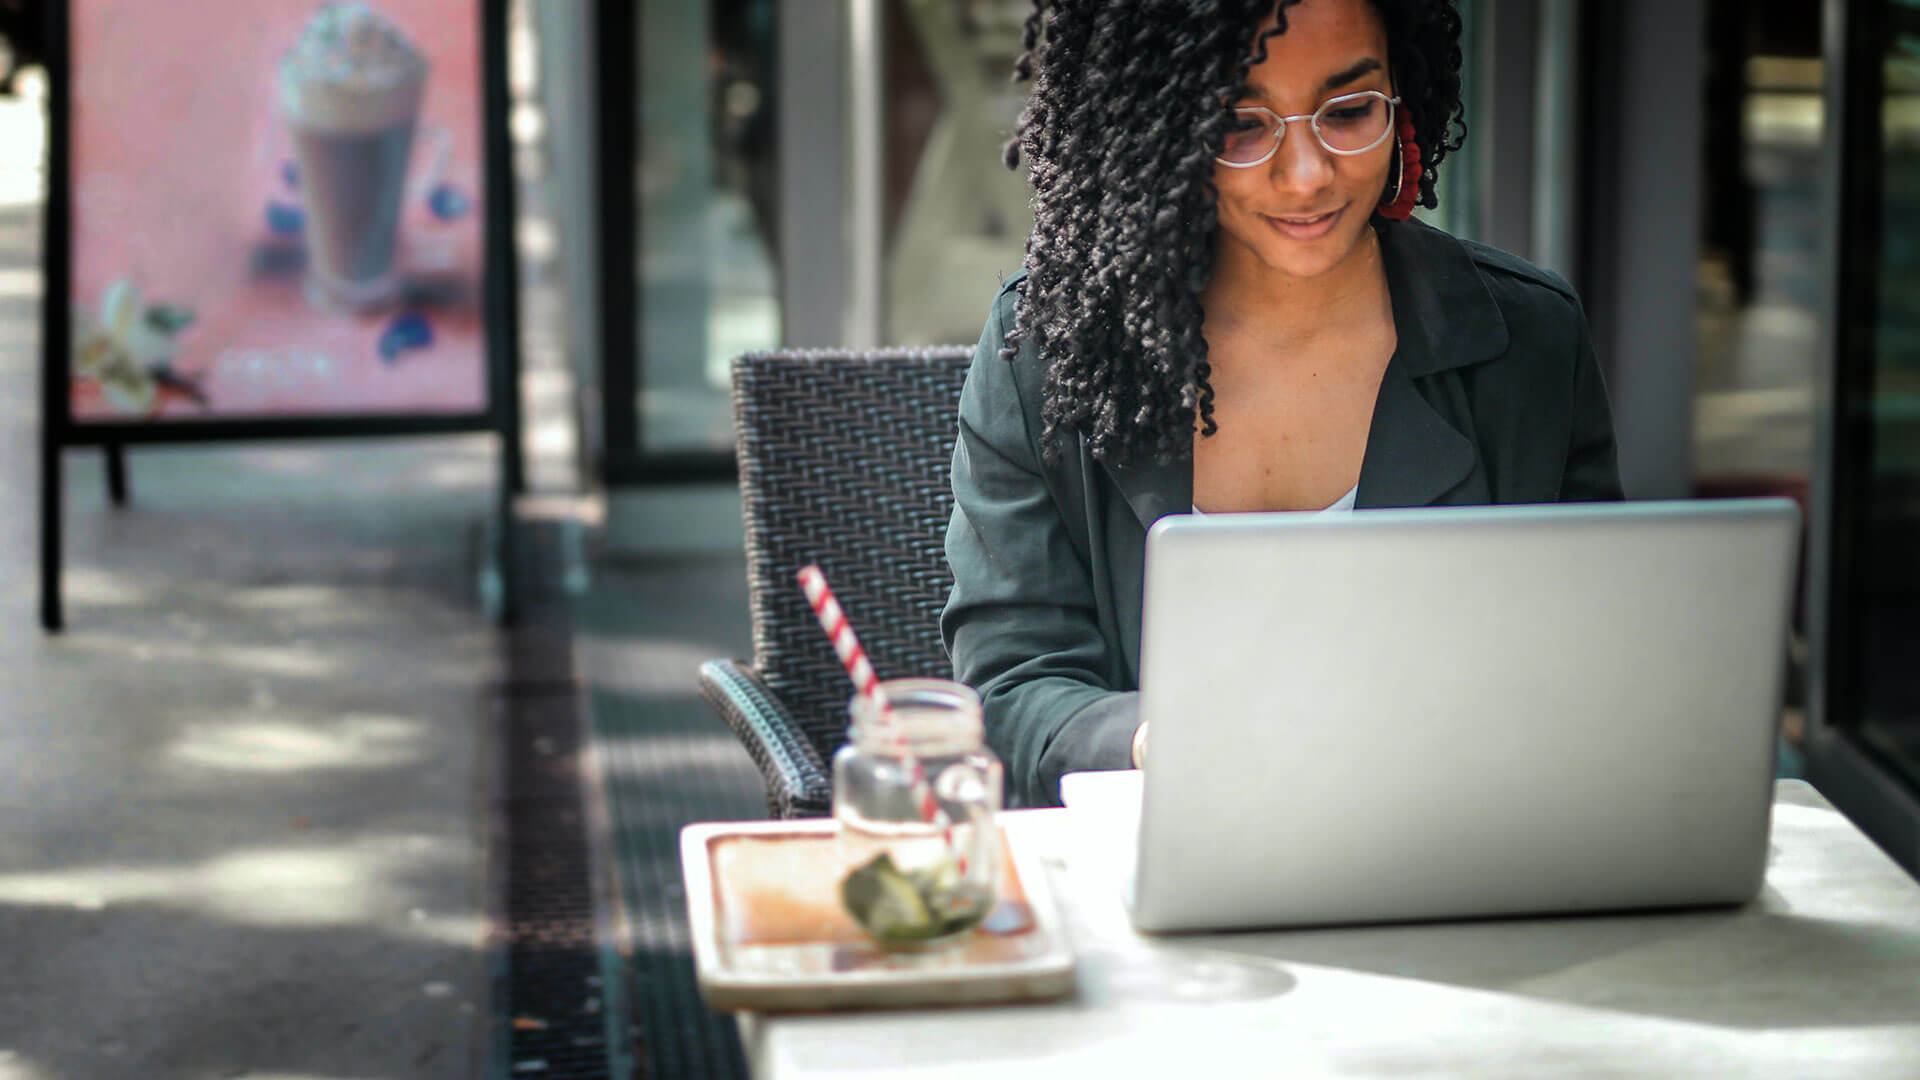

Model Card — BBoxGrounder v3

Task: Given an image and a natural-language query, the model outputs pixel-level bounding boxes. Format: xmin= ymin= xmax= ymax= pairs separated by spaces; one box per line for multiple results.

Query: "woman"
xmin=943 ymin=0 xmax=1623 ymax=808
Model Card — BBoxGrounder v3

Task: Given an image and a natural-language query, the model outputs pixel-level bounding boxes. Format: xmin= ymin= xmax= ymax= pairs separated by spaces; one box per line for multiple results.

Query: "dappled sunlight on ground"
xmin=0 ymin=77 xmax=44 ymax=210
xmin=165 ymin=712 xmax=431 ymax=774
xmin=63 ymin=566 xmax=152 ymax=608
xmin=0 ymin=1054 xmax=50 ymax=1080
xmin=226 ymin=585 xmax=377 ymax=611
xmin=0 ymin=266 xmax=38 ymax=298
xmin=205 ymin=1074 xmax=400 ymax=1080
xmin=57 ymin=632 xmax=343 ymax=679
xmin=407 ymin=910 xmax=491 ymax=949
xmin=219 ymin=584 xmax=447 ymax=631
xmin=0 ymin=834 xmax=475 ymax=938
xmin=204 ymin=1075 xmax=392 ymax=1080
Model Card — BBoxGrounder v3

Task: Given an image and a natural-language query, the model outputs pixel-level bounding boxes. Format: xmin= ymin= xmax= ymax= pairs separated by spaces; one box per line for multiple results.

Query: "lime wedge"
xmin=841 ymin=854 xmax=940 ymax=942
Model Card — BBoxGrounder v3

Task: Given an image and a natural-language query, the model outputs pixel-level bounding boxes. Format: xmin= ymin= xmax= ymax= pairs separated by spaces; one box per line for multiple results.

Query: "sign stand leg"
xmin=41 ymin=438 xmax=62 ymax=633
xmin=105 ymin=443 xmax=127 ymax=506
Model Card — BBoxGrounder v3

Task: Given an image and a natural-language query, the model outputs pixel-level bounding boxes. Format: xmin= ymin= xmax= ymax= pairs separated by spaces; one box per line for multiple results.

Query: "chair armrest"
xmin=698 ymin=659 xmax=833 ymax=818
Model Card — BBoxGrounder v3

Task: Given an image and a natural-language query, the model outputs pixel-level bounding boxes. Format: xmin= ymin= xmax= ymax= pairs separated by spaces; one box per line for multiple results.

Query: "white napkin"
xmin=1059 ymin=770 xmax=1146 ymax=907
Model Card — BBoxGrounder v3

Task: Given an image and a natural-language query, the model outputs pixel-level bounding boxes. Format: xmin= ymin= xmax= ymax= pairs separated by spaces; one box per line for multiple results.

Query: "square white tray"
xmin=679 ymin=816 xmax=1076 ymax=1012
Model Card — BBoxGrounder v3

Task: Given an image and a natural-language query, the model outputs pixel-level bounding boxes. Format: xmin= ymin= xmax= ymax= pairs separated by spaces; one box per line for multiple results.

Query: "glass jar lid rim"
xmin=846 ymin=678 xmax=983 ymax=747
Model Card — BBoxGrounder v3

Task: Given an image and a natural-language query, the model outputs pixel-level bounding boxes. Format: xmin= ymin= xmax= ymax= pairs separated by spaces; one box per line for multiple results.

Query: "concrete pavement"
xmin=0 ymin=68 xmax=524 ymax=1078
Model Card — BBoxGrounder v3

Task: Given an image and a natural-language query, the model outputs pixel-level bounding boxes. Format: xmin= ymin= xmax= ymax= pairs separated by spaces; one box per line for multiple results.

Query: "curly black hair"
xmin=1003 ymin=0 xmax=1466 ymax=466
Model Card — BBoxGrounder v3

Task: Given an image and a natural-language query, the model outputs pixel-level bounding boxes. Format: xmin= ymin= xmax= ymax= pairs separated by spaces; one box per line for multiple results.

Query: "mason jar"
xmin=833 ymin=678 xmax=1004 ymax=948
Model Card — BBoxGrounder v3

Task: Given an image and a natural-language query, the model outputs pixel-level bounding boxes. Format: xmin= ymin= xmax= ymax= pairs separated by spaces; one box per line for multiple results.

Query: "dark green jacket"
xmin=941 ymin=217 xmax=1625 ymax=808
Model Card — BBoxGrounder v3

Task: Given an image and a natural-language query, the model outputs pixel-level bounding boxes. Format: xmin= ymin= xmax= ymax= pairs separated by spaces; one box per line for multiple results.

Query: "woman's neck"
xmin=1201 ymin=224 xmax=1392 ymax=356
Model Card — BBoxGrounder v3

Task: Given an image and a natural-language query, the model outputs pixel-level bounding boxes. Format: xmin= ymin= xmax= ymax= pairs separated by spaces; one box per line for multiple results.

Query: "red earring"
xmin=1377 ymin=111 xmax=1423 ymax=221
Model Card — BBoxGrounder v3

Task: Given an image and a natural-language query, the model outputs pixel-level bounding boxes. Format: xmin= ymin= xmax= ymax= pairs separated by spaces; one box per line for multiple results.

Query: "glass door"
xmin=1810 ymin=0 xmax=1920 ymax=871
xmin=878 ymin=0 xmax=1032 ymax=347
xmin=598 ymin=0 xmax=780 ymax=483
xmin=1843 ymin=0 xmax=1920 ymax=784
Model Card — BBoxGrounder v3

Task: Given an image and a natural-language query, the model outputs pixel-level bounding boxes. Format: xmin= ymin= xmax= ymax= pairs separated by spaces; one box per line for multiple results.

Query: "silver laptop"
xmin=1087 ymin=497 xmax=1800 ymax=934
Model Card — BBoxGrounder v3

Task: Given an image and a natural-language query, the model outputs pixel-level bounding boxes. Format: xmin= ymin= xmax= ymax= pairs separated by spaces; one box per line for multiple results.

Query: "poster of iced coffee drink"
xmin=65 ymin=0 xmax=490 ymax=421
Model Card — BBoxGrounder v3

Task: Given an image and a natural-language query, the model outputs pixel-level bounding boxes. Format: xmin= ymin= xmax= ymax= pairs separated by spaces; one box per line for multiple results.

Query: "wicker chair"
xmin=699 ymin=347 xmax=976 ymax=818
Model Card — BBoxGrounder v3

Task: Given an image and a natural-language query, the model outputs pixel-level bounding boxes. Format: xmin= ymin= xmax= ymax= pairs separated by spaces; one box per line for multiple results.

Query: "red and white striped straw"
xmin=797 ymin=565 xmax=952 ymax=836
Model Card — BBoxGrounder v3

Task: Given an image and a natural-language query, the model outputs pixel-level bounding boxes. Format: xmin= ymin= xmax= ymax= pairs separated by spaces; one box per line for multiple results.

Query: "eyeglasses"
xmin=1216 ymin=90 xmax=1401 ymax=168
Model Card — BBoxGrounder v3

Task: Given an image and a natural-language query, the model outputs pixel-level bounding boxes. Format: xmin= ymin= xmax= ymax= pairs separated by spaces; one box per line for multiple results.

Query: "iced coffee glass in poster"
xmin=68 ymin=1 xmax=488 ymax=420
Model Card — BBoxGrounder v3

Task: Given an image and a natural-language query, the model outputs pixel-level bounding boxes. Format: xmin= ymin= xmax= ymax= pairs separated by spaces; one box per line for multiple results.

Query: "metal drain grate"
xmin=590 ymin=693 xmax=765 ymax=1080
xmin=500 ymin=686 xmax=622 ymax=1079
xmin=491 ymin=521 xmax=629 ymax=1080
xmin=571 ymin=556 xmax=770 ymax=1080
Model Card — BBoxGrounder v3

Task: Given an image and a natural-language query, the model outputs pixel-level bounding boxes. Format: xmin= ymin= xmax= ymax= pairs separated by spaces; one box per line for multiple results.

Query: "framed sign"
xmin=40 ymin=0 xmax=521 ymax=627
xmin=54 ymin=0 xmax=512 ymax=431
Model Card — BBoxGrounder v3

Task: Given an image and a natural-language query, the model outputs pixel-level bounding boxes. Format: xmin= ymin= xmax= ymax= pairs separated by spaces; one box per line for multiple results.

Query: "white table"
xmin=739 ymin=781 xmax=1920 ymax=1078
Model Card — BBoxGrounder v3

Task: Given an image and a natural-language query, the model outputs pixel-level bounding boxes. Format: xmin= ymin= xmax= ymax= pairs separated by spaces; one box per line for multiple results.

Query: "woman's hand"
xmin=1132 ymin=721 xmax=1149 ymax=769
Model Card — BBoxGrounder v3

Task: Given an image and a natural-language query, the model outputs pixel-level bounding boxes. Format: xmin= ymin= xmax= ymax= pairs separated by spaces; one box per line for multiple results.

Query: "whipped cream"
xmin=279 ymin=3 xmax=428 ymax=132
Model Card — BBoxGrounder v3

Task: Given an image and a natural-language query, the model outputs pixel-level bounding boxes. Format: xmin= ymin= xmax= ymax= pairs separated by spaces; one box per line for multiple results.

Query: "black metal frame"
xmin=38 ymin=0 xmax=524 ymax=630
xmin=1573 ymin=0 xmax=1623 ymax=360
xmin=1805 ymin=0 xmax=1920 ymax=877
xmin=1819 ymin=0 xmax=1885 ymax=745
xmin=592 ymin=0 xmax=742 ymax=488
xmin=594 ymin=0 xmax=638 ymax=469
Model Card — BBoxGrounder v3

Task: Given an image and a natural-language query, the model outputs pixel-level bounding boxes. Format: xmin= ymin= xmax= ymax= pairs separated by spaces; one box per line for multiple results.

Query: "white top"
xmin=1192 ymin=481 xmax=1359 ymax=517
xmin=741 ymin=781 xmax=1920 ymax=1079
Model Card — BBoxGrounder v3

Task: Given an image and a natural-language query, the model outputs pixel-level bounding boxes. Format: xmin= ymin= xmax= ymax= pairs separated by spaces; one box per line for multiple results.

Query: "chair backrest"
xmin=731 ymin=347 xmax=976 ymax=762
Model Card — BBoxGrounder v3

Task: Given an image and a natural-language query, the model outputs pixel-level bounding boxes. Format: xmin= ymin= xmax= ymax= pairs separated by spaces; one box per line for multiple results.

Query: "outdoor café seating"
xmin=697 ymin=346 xmax=975 ymax=819
xmin=679 ymin=346 xmax=1920 ymax=1080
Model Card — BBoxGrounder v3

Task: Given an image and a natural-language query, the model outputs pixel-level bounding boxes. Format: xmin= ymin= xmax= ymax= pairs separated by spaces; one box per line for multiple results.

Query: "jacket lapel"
xmin=1105 ymin=454 xmax=1192 ymax=531
xmin=1354 ymin=359 xmax=1476 ymax=507
xmin=1356 ymin=218 xmax=1510 ymax=508
xmin=1377 ymin=217 xmax=1510 ymax=380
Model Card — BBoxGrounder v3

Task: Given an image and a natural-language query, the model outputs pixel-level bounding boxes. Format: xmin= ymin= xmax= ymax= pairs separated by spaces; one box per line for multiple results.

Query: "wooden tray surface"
xmin=680 ymin=817 xmax=1076 ymax=1012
